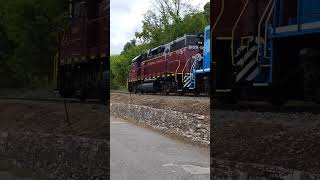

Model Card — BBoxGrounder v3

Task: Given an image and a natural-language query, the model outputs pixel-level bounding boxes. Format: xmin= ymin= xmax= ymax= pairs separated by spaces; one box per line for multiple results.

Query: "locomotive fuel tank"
xmin=140 ymin=82 xmax=161 ymax=93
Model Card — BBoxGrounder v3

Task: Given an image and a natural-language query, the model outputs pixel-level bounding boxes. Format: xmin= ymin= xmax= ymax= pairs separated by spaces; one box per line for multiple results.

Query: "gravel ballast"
xmin=213 ymin=109 xmax=320 ymax=173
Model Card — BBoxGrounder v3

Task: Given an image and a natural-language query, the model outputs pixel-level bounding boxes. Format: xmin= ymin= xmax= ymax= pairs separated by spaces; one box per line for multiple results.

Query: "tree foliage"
xmin=111 ymin=0 xmax=210 ymax=89
xmin=111 ymin=43 xmax=150 ymax=89
xmin=0 ymin=0 xmax=67 ymax=88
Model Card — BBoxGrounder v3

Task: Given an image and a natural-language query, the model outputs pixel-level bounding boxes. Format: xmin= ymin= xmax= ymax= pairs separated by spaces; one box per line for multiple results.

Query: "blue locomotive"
xmin=212 ymin=0 xmax=320 ymax=104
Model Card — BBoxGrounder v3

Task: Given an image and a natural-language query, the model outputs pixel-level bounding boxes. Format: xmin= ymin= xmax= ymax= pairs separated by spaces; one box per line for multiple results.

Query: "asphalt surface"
xmin=110 ymin=116 xmax=210 ymax=180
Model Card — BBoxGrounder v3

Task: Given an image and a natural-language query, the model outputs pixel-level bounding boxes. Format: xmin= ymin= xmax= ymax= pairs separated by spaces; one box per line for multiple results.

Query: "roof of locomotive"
xmin=130 ymin=33 xmax=199 ymax=64
xmin=131 ymin=55 xmax=141 ymax=63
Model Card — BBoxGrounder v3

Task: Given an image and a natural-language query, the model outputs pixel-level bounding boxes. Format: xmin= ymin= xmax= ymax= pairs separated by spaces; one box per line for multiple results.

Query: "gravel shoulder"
xmin=0 ymin=99 xmax=109 ymax=139
xmin=213 ymin=109 xmax=320 ymax=173
xmin=0 ymin=159 xmax=50 ymax=180
xmin=111 ymin=93 xmax=209 ymax=116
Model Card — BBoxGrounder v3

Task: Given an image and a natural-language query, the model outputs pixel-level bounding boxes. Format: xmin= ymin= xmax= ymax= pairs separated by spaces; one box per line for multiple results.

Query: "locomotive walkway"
xmin=110 ymin=116 xmax=210 ymax=180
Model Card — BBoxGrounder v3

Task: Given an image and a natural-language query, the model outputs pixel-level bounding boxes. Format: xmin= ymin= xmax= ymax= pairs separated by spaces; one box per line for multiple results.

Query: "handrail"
xmin=182 ymin=57 xmax=192 ymax=81
xmin=87 ymin=16 xmax=107 ymax=23
xmin=211 ymin=0 xmax=225 ymax=64
xmin=191 ymin=58 xmax=197 ymax=74
xmin=61 ymin=22 xmax=71 ymax=46
xmin=264 ymin=1 xmax=275 ymax=57
xmin=231 ymin=0 xmax=249 ymax=66
xmin=237 ymin=36 xmax=253 ymax=67
xmin=174 ymin=60 xmax=181 ymax=82
xmin=189 ymin=54 xmax=201 ymax=82
xmin=212 ymin=0 xmax=225 ymax=31
xmin=53 ymin=53 xmax=59 ymax=89
xmin=256 ymin=0 xmax=274 ymax=62
xmin=167 ymin=60 xmax=181 ymax=82
xmin=190 ymin=58 xmax=196 ymax=76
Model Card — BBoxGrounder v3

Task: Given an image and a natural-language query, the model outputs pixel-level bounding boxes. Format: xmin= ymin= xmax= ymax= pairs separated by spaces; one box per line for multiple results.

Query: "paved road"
xmin=110 ymin=116 xmax=210 ymax=180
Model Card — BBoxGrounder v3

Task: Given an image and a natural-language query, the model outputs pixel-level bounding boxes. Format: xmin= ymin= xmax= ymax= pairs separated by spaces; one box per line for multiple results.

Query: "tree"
xmin=111 ymin=1 xmax=210 ymax=89
xmin=111 ymin=43 xmax=150 ymax=89
xmin=204 ymin=2 xmax=210 ymax=22
xmin=135 ymin=0 xmax=208 ymax=48
xmin=0 ymin=0 xmax=67 ymax=88
xmin=123 ymin=39 xmax=136 ymax=52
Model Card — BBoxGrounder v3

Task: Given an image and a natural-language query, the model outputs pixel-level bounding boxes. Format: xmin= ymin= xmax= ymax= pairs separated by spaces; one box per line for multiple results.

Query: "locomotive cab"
xmin=56 ymin=0 xmax=109 ymax=102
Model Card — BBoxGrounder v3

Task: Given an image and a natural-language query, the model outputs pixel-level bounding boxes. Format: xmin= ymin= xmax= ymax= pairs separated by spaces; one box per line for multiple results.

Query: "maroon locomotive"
xmin=128 ymin=34 xmax=205 ymax=94
xmin=55 ymin=0 xmax=109 ymax=101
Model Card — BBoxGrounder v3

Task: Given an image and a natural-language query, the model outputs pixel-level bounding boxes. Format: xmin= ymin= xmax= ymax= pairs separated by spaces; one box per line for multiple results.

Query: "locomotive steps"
xmin=110 ymin=93 xmax=210 ymax=146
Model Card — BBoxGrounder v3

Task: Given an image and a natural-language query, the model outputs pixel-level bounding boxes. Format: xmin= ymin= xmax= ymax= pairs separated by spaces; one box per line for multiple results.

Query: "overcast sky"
xmin=110 ymin=0 xmax=209 ymax=55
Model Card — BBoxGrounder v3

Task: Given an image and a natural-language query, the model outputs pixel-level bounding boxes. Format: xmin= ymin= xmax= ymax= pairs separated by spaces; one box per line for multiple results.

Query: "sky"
xmin=110 ymin=0 xmax=209 ymax=55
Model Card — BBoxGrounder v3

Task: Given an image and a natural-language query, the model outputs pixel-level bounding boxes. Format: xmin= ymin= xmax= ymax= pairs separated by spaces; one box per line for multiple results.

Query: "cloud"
xmin=110 ymin=0 xmax=209 ymax=55
xmin=110 ymin=0 xmax=151 ymax=55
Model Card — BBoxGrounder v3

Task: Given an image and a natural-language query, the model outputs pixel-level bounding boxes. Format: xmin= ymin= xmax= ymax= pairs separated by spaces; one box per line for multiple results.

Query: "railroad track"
xmin=111 ymin=91 xmax=210 ymax=98
xmin=112 ymin=91 xmax=320 ymax=114
xmin=0 ymin=96 xmax=106 ymax=105
xmin=213 ymin=100 xmax=320 ymax=114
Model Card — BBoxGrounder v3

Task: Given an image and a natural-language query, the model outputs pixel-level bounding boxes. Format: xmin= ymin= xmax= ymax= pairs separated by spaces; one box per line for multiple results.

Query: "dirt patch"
xmin=213 ymin=110 xmax=320 ymax=173
xmin=0 ymin=99 xmax=109 ymax=139
xmin=0 ymin=159 xmax=51 ymax=180
xmin=111 ymin=93 xmax=209 ymax=116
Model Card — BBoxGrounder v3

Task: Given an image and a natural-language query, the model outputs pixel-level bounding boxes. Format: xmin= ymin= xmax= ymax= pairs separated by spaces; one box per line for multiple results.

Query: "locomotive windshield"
xmin=170 ymin=38 xmax=185 ymax=52
xmin=170 ymin=35 xmax=198 ymax=52
xmin=186 ymin=35 xmax=198 ymax=46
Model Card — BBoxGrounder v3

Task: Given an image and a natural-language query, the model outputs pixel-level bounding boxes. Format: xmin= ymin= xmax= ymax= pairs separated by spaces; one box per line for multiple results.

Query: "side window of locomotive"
xmin=186 ymin=36 xmax=197 ymax=46
xmin=147 ymin=50 xmax=153 ymax=59
xmin=186 ymin=36 xmax=199 ymax=50
xmin=158 ymin=46 xmax=165 ymax=55
xmin=170 ymin=39 xmax=185 ymax=52
xmin=152 ymin=46 xmax=164 ymax=57
xmin=151 ymin=49 xmax=158 ymax=57
xmin=165 ymin=46 xmax=170 ymax=54
xmin=141 ymin=53 xmax=148 ymax=61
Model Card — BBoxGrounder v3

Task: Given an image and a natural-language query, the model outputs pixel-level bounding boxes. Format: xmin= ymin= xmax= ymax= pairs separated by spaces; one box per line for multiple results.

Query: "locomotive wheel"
xmin=193 ymin=90 xmax=200 ymax=96
xmin=60 ymin=89 xmax=73 ymax=98
xmin=217 ymin=93 xmax=238 ymax=105
xmin=269 ymin=98 xmax=287 ymax=106
xmin=100 ymin=95 xmax=108 ymax=105
xmin=268 ymin=89 xmax=288 ymax=106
